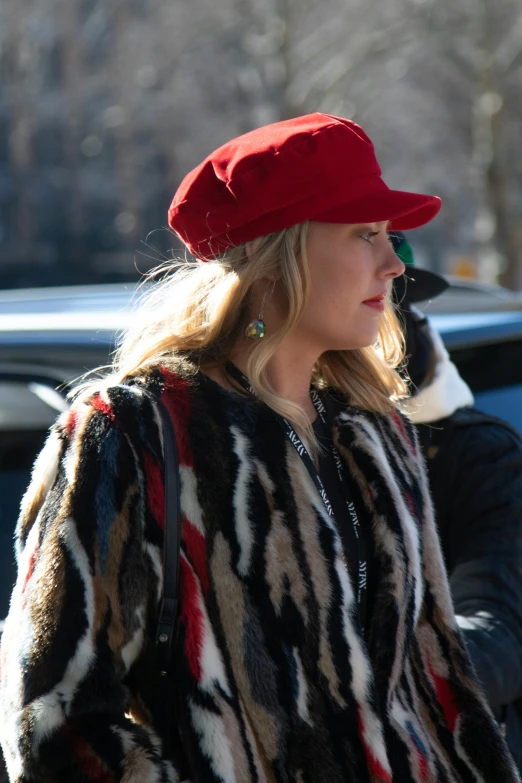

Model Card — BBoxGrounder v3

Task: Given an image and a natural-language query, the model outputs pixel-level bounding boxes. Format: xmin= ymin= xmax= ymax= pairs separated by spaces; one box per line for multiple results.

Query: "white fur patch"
xmin=402 ymin=324 xmax=474 ymax=424
xmin=180 ymin=466 xmax=206 ymax=536
xmin=121 ymin=605 xmax=146 ymax=672
xmin=31 ymin=691 xmax=68 ymax=742
xmin=16 ymin=515 xmax=40 ymax=600
xmin=231 ymin=427 xmax=254 ymax=577
xmin=18 ymin=428 xmax=62 ymax=543
xmin=112 ymin=723 xmax=137 ymax=754
xmin=144 ymin=541 xmax=163 ymax=603
xmin=358 ymin=699 xmax=392 ymax=778
xmin=1 ymin=741 xmax=22 ymax=783
xmin=189 ymin=697 xmax=236 ymax=782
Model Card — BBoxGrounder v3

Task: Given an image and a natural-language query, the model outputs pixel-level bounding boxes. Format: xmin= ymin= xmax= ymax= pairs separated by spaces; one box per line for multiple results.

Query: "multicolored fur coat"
xmin=0 ymin=365 xmax=518 ymax=782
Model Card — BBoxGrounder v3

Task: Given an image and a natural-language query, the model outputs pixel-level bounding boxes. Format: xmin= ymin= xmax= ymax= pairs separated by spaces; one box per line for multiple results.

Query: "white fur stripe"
xmin=180 ymin=466 xmax=205 ymax=536
xmin=452 ymin=715 xmax=487 ymax=783
xmin=17 ymin=428 xmax=62 ymax=553
xmin=189 ymin=697 xmax=236 ymax=782
xmin=390 ymin=692 xmax=433 ymax=776
xmin=293 ymin=648 xmax=312 ymax=725
xmin=348 ymin=414 xmax=424 ymax=624
xmin=31 ymin=516 xmax=95 ymax=749
xmin=121 ymin=605 xmax=145 ymax=672
xmin=112 ymin=724 xmax=175 ymax=783
xmin=231 ymin=427 xmax=254 ymax=577
xmin=145 ymin=541 xmax=163 ymax=603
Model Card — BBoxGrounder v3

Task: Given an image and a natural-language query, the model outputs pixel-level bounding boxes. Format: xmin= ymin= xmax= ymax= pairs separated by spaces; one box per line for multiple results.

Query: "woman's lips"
xmin=362 ymin=293 xmax=386 ymax=312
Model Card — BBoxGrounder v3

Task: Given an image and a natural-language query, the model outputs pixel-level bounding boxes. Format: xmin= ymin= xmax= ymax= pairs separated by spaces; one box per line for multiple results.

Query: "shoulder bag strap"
xmin=153 ymin=394 xmax=181 ymax=750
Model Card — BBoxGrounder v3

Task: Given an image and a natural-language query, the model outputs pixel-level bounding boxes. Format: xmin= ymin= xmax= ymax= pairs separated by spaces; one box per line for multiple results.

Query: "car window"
xmin=451 ymin=339 xmax=522 ymax=434
xmin=0 ymin=381 xmax=64 ymax=430
xmin=451 ymin=339 xmax=522 ymax=393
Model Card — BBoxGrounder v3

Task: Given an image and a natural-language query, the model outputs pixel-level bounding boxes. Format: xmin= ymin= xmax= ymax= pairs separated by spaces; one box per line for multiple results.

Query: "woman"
xmin=0 ymin=113 xmax=517 ymax=782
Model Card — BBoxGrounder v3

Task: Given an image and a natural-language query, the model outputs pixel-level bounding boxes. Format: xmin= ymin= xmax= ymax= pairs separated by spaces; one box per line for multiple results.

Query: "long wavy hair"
xmin=73 ymin=222 xmax=406 ymax=448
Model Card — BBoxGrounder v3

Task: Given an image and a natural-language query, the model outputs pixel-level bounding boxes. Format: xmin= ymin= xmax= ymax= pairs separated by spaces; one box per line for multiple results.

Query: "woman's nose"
xmin=381 ymin=242 xmax=405 ymax=280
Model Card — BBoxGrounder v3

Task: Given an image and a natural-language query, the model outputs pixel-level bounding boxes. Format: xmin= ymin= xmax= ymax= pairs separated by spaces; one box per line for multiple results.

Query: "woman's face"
xmin=294 ymin=220 xmax=404 ymax=352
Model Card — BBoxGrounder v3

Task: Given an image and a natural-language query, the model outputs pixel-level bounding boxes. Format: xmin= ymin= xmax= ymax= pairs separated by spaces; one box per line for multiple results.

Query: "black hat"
xmin=390 ymin=232 xmax=449 ymax=303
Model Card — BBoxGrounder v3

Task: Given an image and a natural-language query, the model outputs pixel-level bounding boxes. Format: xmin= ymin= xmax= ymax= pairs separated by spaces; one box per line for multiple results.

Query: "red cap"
xmin=168 ymin=113 xmax=441 ymax=260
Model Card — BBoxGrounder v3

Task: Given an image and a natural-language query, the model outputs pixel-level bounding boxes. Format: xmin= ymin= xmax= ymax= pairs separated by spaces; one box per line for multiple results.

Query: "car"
xmin=416 ymin=278 xmax=522 ymax=434
xmin=422 ymin=276 xmax=522 ymax=314
xmin=0 ymin=283 xmax=136 ymax=630
xmin=1 ymin=280 xmax=522 ymax=629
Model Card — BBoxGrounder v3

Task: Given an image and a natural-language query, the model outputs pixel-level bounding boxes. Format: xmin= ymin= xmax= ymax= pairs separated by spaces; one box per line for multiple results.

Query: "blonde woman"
xmin=0 ymin=113 xmax=517 ymax=783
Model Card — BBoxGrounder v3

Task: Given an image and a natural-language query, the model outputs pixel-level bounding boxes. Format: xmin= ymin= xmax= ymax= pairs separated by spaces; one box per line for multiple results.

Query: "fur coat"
xmin=0 ymin=364 xmax=518 ymax=783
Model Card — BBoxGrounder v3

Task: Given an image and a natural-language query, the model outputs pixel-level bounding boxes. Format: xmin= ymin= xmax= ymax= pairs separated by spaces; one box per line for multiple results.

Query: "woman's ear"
xmin=244 ymin=237 xmax=281 ymax=282
xmin=245 ymin=238 xmax=262 ymax=261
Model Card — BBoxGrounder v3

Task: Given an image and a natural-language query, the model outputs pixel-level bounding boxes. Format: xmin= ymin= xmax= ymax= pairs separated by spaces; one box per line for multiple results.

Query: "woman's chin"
xmin=324 ymin=332 xmax=380 ymax=352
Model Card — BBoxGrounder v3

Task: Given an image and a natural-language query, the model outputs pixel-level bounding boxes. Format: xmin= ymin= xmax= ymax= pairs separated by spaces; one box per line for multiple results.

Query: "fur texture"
xmin=0 ymin=365 xmax=517 ymax=783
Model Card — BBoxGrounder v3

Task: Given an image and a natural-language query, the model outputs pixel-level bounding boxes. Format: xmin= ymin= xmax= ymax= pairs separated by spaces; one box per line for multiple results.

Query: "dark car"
xmin=0 ymin=283 xmax=135 ymax=631
xmin=1 ymin=281 xmax=522 ymax=630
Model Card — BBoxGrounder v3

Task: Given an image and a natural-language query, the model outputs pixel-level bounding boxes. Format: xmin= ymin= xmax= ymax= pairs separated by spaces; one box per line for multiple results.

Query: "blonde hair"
xmin=73 ymin=222 xmax=406 ymax=449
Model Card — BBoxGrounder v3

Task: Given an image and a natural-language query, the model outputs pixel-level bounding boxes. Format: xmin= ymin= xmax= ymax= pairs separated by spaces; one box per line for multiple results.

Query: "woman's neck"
xmin=230 ymin=338 xmax=321 ymax=422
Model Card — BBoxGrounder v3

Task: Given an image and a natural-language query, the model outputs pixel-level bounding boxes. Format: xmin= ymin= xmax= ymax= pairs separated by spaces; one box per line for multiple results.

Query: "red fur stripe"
xmin=91 ymin=393 xmax=115 ymax=422
xmin=418 ymin=749 xmax=429 ymax=781
xmin=357 ymin=708 xmax=392 ymax=783
xmin=183 ymin=518 xmax=209 ymax=594
xmin=390 ymin=410 xmax=415 ymax=454
xmin=179 ymin=556 xmax=204 ymax=682
xmin=405 ymin=492 xmax=417 ymax=518
xmin=143 ymin=451 xmax=165 ymax=530
xmin=63 ymin=725 xmax=114 ymax=782
xmin=22 ymin=548 xmax=38 ymax=596
xmin=428 ymin=662 xmax=459 ymax=733
xmin=159 ymin=367 xmax=194 ymax=468
xmin=21 ymin=531 xmax=40 ymax=610
xmin=65 ymin=408 xmax=78 ymax=436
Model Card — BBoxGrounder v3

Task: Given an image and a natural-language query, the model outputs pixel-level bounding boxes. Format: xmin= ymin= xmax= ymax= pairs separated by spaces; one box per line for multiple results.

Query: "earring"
xmin=245 ymin=317 xmax=266 ymax=340
xmin=245 ymin=280 xmax=274 ymax=340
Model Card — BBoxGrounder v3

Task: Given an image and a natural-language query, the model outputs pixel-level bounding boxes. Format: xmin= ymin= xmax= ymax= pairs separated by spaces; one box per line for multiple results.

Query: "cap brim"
xmin=313 ymin=188 xmax=442 ymax=230
xmin=394 ymin=268 xmax=449 ymax=303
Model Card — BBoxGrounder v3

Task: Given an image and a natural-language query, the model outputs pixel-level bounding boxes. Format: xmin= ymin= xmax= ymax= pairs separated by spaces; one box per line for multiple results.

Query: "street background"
xmin=1 ymin=0 xmax=522 ymax=289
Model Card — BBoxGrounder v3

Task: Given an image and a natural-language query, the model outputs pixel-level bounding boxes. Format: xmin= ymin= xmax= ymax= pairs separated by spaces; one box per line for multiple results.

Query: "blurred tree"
xmin=0 ymin=0 xmax=521 ymax=287
xmin=399 ymin=0 xmax=522 ymax=288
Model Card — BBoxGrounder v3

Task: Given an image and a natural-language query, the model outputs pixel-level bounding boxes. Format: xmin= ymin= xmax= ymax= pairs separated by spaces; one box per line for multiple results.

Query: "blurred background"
xmin=1 ymin=0 xmax=522 ymax=289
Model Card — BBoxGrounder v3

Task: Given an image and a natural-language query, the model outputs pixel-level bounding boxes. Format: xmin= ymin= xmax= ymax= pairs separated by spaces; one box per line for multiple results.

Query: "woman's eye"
xmin=360 ymin=231 xmax=379 ymax=245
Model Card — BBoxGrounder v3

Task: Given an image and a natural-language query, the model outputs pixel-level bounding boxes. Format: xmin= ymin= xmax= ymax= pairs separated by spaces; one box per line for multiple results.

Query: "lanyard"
xmin=225 ymin=361 xmax=368 ymax=625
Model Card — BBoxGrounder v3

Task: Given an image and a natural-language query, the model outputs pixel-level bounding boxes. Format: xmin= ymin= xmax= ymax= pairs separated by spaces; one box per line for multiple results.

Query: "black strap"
xmin=153 ymin=395 xmax=181 ymax=750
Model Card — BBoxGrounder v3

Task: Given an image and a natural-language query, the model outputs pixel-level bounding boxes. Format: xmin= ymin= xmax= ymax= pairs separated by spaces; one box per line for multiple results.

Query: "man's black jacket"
xmin=417 ymin=407 xmax=522 ymax=767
